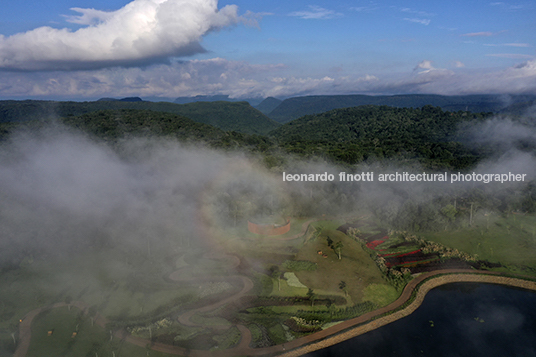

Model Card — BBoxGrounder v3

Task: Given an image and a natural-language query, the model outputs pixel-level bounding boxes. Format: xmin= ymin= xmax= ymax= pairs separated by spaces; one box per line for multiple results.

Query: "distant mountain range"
xmin=258 ymin=94 xmax=536 ymax=123
xmin=1 ymin=93 xmax=533 ymax=143
xmin=173 ymin=94 xmax=264 ymax=106
xmin=97 ymin=97 xmax=144 ymax=102
xmin=2 ymin=95 xmax=534 ymax=170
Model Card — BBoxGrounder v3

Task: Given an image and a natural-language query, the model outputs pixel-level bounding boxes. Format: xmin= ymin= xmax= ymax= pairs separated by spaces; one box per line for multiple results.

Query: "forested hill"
xmin=254 ymin=97 xmax=283 ymax=115
xmin=167 ymin=101 xmax=279 ymax=135
xmin=267 ymin=94 xmax=536 ymax=123
xmin=0 ymin=109 xmax=275 ymax=153
xmin=0 ymin=100 xmax=279 ymax=135
xmin=2 ymin=102 xmax=527 ymax=170
xmin=269 ymin=105 xmax=490 ymax=169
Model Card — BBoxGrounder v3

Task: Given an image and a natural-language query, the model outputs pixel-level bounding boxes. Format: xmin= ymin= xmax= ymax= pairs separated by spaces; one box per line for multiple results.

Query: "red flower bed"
xmin=380 ymin=249 xmax=421 ymax=258
xmin=366 ymin=239 xmax=386 ymax=249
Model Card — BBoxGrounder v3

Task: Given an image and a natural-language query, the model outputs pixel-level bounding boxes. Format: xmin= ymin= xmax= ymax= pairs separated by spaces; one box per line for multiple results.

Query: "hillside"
xmin=0 ymin=109 xmax=277 ymax=154
xmin=267 ymin=94 xmax=536 ymax=123
xmin=269 ymin=105 xmax=490 ymax=168
xmin=254 ymin=97 xmax=283 ymax=115
xmin=61 ymin=109 xmax=226 ymax=142
xmin=166 ymin=101 xmax=279 ymax=135
xmin=498 ymin=99 xmax=536 ymax=117
xmin=0 ymin=99 xmax=279 ymax=135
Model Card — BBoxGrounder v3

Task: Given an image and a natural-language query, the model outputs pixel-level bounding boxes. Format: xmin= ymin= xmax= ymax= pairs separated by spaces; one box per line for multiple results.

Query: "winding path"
xmin=16 ymin=268 xmax=536 ymax=357
xmin=14 ymin=212 xmax=536 ymax=357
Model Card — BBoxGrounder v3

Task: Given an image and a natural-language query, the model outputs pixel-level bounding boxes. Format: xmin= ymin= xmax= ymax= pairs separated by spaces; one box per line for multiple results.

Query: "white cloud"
xmin=288 ymin=5 xmax=343 ymax=20
xmin=486 ymin=54 xmax=534 ymax=59
xmin=1 ymin=58 xmax=536 ymax=100
xmin=403 ymin=18 xmax=431 ymax=26
xmin=63 ymin=7 xmax=115 ymax=25
xmin=462 ymin=32 xmax=494 ymax=37
xmin=489 ymin=2 xmax=528 ymax=10
xmin=414 ymin=60 xmax=435 ymax=73
xmin=484 ymin=43 xmax=531 ymax=47
xmin=0 ymin=0 xmax=241 ymax=71
xmin=400 ymin=7 xmax=435 ymax=17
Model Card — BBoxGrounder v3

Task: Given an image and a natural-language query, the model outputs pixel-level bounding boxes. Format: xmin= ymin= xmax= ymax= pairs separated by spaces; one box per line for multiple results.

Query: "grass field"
xmin=26 ymin=307 xmax=175 ymax=357
xmin=420 ymin=212 xmax=536 ymax=272
xmin=294 ymin=227 xmax=386 ymax=304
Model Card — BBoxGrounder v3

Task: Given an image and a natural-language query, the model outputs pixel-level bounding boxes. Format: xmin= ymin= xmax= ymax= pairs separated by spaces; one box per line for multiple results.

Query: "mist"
xmin=2 ymin=113 xmax=536 ymax=268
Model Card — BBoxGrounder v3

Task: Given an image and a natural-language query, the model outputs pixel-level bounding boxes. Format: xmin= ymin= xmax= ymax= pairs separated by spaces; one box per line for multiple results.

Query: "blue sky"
xmin=0 ymin=0 xmax=535 ymax=100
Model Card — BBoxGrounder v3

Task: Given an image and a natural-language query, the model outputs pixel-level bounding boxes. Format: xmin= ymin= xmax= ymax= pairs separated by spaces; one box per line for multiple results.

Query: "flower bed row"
xmin=366 ymin=237 xmax=388 ymax=249
xmin=386 ymin=257 xmax=439 ymax=268
xmin=380 ymin=249 xmax=422 ymax=258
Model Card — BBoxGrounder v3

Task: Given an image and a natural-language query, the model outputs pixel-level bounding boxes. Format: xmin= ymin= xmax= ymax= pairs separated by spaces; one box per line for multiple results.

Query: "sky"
xmin=0 ymin=0 xmax=535 ymax=100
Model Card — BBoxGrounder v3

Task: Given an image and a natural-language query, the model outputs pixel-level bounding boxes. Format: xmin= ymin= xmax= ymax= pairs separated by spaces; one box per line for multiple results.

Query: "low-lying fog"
xmin=0 ymin=113 xmax=535 ymax=268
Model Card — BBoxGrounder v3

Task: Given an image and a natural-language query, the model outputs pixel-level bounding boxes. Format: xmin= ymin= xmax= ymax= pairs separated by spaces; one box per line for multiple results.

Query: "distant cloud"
xmin=288 ymin=5 xmax=343 ymax=20
xmin=400 ymin=7 xmax=435 ymax=17
xmin=350 ymin=4 xmax=379 ymax=12
xmin=414 ymin=60 xmax=435 ymax=73
xmin=462 ymin=32 xmax=494 ymax=37
xmin=489 ymin=2 xmax=527 ymax=10
xmin=486 ymin=54 xmax=534 ymax=59
xmin=397 ymin=7 xmax=433 ymax=26
xmin=0 ymin=0 xmax=243 ymax=71
xmin=453 ymin=61 xmax=465 ymax=68
xmin=1 ymin=58 xmax=536 ymax=100
xmin=403 ymin=18 xmax=431 ymax=26
xmin=484 ymin=43 xmax=531 ymax=47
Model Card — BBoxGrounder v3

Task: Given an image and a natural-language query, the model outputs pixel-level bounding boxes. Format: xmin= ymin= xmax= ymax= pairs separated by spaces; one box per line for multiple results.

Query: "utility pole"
xmin=470 ymin=203 xmax=474 ymax=227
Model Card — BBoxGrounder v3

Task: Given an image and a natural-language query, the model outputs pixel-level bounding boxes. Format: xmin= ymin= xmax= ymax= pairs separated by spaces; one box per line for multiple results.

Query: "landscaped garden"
xmin=4 ymin=210 xmax=536 ymax=356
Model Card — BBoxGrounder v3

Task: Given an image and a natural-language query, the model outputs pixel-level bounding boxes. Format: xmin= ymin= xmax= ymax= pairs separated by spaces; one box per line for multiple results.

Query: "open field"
xmin=420 ymin=212 xmax=536 ymax=273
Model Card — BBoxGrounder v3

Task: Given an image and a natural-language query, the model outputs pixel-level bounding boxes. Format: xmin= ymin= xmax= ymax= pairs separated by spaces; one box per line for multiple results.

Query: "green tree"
xmin=270 ymin=265 xmax=281 ymax=291
xmin=326 ymin=236 xmax=333 ymax=248
xmin=333 ymin=241 xmax=344 ymax=260
xmin=441 ymin=204 xmax=458 ymax=222
xmin=307 ymin=288 xmax=317 ymax=307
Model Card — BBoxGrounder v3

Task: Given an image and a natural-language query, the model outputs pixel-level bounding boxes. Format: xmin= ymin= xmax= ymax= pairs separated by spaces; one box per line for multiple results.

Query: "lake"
xmin=307 ymin=283 xmax=536 ymax=357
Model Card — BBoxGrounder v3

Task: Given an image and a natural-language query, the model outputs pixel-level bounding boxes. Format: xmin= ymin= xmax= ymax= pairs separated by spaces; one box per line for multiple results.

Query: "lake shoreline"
xmin=279 ymin=269 xmax=536 ymax=357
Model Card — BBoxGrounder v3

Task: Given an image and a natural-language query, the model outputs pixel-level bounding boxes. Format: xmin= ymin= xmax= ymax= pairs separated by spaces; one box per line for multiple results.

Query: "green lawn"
xmin=294 ymin=227 xmax=386 ymax=303
xmin=420 ymin=213 xmax=536 ymax=271
xmin=27 ymin=307 xmax=175 ymax=357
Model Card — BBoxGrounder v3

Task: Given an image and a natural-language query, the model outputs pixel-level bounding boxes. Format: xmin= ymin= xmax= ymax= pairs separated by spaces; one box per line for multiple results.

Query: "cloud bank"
xmin=2 ymin=58 xmax=535 ymax=100
xmin=0 ymin=0 xmax=240 ymax=71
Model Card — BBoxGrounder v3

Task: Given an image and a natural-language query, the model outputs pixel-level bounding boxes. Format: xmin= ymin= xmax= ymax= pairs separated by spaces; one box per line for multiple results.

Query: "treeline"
xmin=0 ymin=104 xmax=532 ymax=173
xmin=369 ymin=183 xmax=536 ymax=231
xmin=265 ymin=93 xmax=536 ymax=123
xmin=0 ymin=109 xmax=274 ymax=154
xmin=269 ymin=105 xmax=491 ymax=169
xmin=0 ymin=99 xmax=279 ymax=135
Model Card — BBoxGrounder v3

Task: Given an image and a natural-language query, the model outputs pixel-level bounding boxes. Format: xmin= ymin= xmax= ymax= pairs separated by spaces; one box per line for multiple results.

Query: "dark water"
xmin=308 ymin=283 xmax=536 ymax=357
